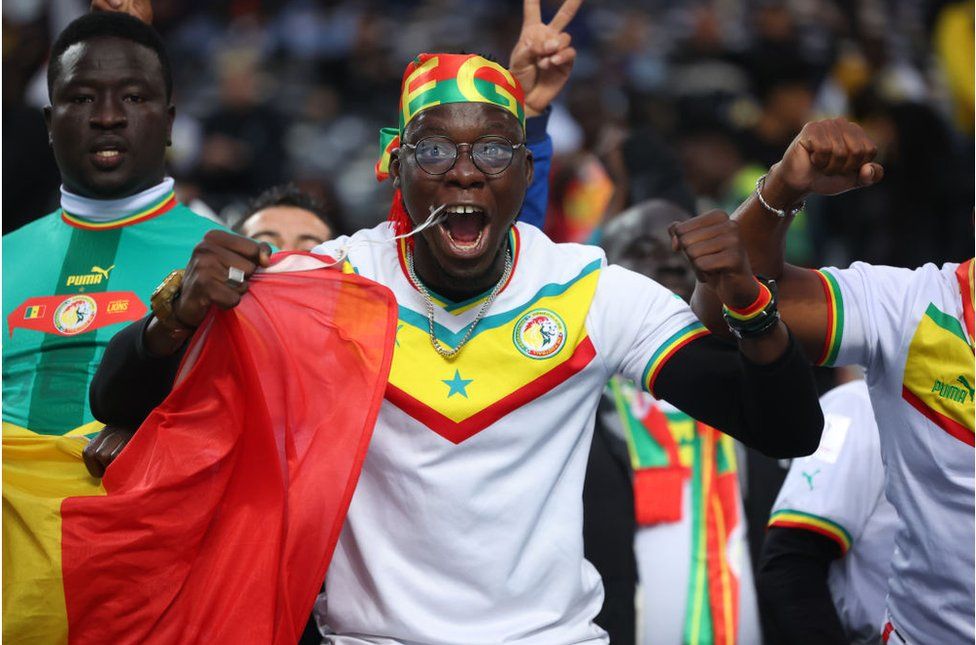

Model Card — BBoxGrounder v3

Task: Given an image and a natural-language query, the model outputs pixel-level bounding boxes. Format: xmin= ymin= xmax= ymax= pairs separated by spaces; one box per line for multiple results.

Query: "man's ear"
xmin=43 ymin=106 xmax=53 ymax=145
xmin=524 ymin=147 xmax=534 ymax=189
xmin=166 ymin=104 xmax=176 ymax=146
xmin=390 ymin=150 xmax=401 ymax=187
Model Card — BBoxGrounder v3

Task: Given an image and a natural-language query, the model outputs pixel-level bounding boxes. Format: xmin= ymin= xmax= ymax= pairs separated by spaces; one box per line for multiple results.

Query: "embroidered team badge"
xmin=513 ymin=309 xmax=566 ymax=359
xmin=53 ymin=295 xmax=97 ymax=335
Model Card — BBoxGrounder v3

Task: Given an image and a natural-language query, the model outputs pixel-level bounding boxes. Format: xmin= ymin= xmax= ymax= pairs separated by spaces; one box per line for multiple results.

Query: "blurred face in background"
xmin=240 ymin=206 xmax=332 ymax=251
xmin=603 ymin=201 xmax=696 ymax=302
xmin=616 ymin=231 xmax=695 ymax=302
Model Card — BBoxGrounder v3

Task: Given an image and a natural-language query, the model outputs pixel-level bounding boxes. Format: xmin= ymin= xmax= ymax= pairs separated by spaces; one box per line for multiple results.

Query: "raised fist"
xmin=669 ymin=210 xmax=760 ymax=310
xmin=765 ymin=118 xmax=885 ymax=206
xmin=174 ymin=230 xmax=272 ymax=328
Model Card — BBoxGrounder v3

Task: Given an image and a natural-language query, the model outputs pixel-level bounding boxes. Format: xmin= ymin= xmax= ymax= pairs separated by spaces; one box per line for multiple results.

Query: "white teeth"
xmin=444 ymin=205 xmax=484 ymax=215
xmin=95 ymin=150 xmax=120 ymax=158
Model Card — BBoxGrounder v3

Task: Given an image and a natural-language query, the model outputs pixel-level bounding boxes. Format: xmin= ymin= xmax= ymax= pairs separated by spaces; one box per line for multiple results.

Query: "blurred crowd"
xmin=4 ymin=0 xmax=973 ymax=261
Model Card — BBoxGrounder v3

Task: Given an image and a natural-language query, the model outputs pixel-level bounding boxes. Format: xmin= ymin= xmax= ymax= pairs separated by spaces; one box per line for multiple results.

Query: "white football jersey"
xmin=311 ymin=223 xmax=707 ymax=644
xmin=813 ymin=261 xmax=974 ymax=643
xmin=770 ymin=380 xmax=899 ymax=643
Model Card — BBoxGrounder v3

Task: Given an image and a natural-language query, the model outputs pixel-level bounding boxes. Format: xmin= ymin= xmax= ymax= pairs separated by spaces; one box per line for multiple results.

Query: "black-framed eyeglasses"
xmin=401 ymin=136 xmax=524 ymax=176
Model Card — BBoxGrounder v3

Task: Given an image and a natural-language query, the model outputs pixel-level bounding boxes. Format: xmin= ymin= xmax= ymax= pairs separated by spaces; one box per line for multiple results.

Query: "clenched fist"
xmin=669 ymin=210 xmax=760 ymax=310
xmin=763 ymin=117 xmax=885 ymax=209
xmin=174 ymin=230 xmax=272 ymax=328
xmin=83 ymin=425 xmax=134 ymax=478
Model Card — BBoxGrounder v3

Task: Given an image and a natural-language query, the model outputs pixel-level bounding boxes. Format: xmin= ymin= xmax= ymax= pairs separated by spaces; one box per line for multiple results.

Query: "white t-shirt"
xmin=814 ymin=262 xmax=974 ymax=643
xmin=770 ymin=380 xmax=899 ymax=644
xmin=311 ymin=223 xmax=707 ymax=644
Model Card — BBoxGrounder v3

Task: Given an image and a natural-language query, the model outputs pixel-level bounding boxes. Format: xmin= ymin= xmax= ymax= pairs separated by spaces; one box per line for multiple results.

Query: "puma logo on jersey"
xmin=802 ymin=469 xmax=820 ymax=491
xmin=931 ymin=376 xmax=973 ymax=404
xmin=66 ymin=265 xmax=115 ymax=287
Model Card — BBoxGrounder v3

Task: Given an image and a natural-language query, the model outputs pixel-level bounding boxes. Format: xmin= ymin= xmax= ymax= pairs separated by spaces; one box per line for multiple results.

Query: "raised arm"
xmin=649 ymin=210 xmax=824 ymax=457
xmin=690 ymin=118 xmax=884 ymax=361
xmin=510 ymin=0 xmax=580 ymax=228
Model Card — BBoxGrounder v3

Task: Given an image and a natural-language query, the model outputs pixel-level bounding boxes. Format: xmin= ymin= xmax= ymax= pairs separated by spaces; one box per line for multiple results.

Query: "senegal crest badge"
xmin=53 ymin=295 xmax=97 ymax=335
xmin=513 ymin=309 xmax=566 ymax=359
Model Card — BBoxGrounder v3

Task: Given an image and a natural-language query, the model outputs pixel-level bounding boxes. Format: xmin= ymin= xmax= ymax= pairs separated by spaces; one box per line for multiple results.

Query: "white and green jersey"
xmin=770 ymin=380 xmax=898 ymax=644
xmin=812 ymin=261 xmax=974 ymax=643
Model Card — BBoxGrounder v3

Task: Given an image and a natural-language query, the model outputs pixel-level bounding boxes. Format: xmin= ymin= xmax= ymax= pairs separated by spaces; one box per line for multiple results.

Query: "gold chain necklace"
xmin=405 ymin=246 xmax=513 ymax=359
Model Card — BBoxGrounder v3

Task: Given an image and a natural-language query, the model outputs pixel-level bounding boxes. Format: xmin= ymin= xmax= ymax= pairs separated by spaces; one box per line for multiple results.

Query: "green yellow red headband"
xmin=375 ymin=53 xmax=526 ymax=181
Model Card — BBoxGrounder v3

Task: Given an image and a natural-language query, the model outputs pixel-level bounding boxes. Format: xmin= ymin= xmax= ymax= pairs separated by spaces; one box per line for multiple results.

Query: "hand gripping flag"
xmin=23 ymin=253 xmax=396 ymax=644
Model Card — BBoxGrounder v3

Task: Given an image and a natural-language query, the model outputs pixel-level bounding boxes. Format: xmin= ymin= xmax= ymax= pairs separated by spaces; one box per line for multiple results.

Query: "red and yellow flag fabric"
xmin=4 ymin=253 xmax=397 ymax=644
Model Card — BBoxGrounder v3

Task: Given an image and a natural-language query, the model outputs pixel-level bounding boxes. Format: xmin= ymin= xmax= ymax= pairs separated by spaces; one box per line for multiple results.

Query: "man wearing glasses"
xmin=91 ymin=2 xmax=825 ymax=642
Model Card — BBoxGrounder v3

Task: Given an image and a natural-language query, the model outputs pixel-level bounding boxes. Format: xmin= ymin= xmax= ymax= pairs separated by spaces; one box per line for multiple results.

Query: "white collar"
xmin=60 ymin=178 xmax=175 ymax=222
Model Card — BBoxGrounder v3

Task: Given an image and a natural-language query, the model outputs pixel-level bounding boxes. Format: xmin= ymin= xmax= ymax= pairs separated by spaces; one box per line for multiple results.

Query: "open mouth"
xmin=438 ymin=204 xmax=490 ymax=254
xmin=89 ymin=142 xmax=127 ymax=170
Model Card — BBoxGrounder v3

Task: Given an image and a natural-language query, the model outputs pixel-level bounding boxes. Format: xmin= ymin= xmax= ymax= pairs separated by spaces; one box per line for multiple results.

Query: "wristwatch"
xmin=150 ymin=269 xmax=194 ymax=337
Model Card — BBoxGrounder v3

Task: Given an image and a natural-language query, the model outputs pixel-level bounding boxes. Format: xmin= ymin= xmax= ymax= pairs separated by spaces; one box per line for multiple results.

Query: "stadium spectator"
xmin=761 ymin=379 xmax=898 ymax=645
xmin=1 ymin=12 xmax=225 ymax=642
xmin=687 ymin=116 xmax=973 ymax=644
xmin=236 ymin=183 xmax=336 ymax=251
xmin=91 ymin=6 xmax=825 ymax=642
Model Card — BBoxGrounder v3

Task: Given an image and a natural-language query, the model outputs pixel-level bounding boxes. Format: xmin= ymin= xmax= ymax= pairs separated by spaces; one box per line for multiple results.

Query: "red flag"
xmin=59 ymin=253 xmax=397 ymax=644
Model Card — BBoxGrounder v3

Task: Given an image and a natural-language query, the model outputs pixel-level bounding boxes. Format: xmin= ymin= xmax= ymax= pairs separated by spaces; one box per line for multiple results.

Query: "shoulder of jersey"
xmin=2 ymin=209 xmax=63 ymax=243
xmin=820 ymin=380 xmax=879 ymax=440
xmin=515 ymin=222 xmax=606 ymax=282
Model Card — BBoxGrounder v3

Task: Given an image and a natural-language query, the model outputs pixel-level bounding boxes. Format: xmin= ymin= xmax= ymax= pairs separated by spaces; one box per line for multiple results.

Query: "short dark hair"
xmin=48 ymin=12 xmax=173 ymax=102
xmin=236 ymin=183 xmax=335 ymax=232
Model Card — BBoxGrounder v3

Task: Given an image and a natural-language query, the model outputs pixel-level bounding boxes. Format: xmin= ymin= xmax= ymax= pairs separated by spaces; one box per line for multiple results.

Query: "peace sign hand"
xmin=509 ymin=0 xmax=582 ymax=117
